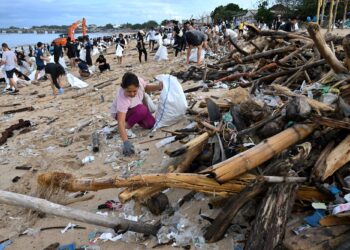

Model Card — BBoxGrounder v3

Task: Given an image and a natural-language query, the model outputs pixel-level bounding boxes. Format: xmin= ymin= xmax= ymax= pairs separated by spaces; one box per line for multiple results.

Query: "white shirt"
xmin=148 ymin=30 xmax=156 ymax=40
xmin=2 ymin=50 xmax=16 ymax=71
xmin=224 ymin=29 xmax=238 ymax=40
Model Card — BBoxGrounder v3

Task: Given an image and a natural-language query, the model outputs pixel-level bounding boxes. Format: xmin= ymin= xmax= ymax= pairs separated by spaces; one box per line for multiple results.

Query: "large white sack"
xmin=92 ymin=47 xmax=99 ymax=56
xmin=153 ymin=74 xmax=187 ymax=129
xmin=59 ymin=57 xmax=67 ymax=69
xmin=189 ymin=48 xmax=205 ymax=63
xmin=115 ymin=44 xmax=124 ymax=57
xmin=79 ymin=48 xmax=86 ymax=62
xmin=29 ymin=70 xmax=45 ymax=81
xmin=154 ymin=45 xmax=168 ymax=61
xmin=66 ymin=73 xmax=88 ymax=89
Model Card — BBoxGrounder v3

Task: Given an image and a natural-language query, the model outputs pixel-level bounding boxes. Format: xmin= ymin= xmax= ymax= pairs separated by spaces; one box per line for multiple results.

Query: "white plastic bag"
xmin=66 ymin=73 xmax=88 ymax=88
xmin=153 ymin=74 xmax=188 ymax=129
xmin=29 ymin=69 xmax=45 ymax=81
xmin=59 ymin=57 xmax=67 ymax=69
xmin=115 ymin=44 xmax=124 ymax=57
xmin=189 ymin=48 xmax=205 ymax=62
xmin=143 ymin=93 xmax=157 ymax=113
xmin=79 ymin=48 xmax=86 ymax=62
xmin=154 ymin=45 xmax=168 ymax=61
xmin=92 ymin=47 xmax=99 ymax=56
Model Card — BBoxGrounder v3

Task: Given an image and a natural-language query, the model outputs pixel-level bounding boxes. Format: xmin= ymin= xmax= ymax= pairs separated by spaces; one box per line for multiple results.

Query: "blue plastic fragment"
xmin=0 ymin=240 xmax=12 ymax=250
xmin=304 ymin=209 xmax=326 ymax=227
xmin=58 ymin=243 xmax=75 ymax=250
xmin=328 ymin=185 xmax=341 ymax=195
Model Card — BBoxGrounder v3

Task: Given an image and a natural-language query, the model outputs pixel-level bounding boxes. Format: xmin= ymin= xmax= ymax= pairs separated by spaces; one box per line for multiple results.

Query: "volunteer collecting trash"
xmin=111 ymin=72 xmax=163 ymax=156
xmin=184 ymin=21 xmax=208 ymax=65
xmin=45 ymin=62 xmax=65 ymax=95
xmin=115 ymin=33 xmax=126 ymax=64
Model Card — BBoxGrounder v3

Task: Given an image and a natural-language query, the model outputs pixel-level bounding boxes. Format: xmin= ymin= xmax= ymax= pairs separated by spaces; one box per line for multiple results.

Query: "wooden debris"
xmin=0 ymin=190 xmax=159 ymax=235
xmin=3 ymin=106 xmax=34 ymax=115
xmin=0 ymin=119 xmax=31 ymax=146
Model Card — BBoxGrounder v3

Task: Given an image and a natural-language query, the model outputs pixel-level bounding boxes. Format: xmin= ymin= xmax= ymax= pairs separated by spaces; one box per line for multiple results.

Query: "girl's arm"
xmin=145 ymin=82 xmax=163 ymax=93
xmin=117 ymin=112 xmax=128 ymax=142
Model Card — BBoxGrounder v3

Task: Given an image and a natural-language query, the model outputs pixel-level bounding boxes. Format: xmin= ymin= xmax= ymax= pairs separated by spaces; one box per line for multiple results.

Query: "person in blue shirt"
xmin=34 ymin=42 xmax=48 ymax=83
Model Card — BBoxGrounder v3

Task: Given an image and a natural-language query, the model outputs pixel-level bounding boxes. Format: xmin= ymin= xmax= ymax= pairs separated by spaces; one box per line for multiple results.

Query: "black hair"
xmin=121 ymin=72 xmax=139 ymax=89
xmin=37 ymin=42 xmax=43 ymax=47
xmin=1 ymin=43 xmax=8 ymax=49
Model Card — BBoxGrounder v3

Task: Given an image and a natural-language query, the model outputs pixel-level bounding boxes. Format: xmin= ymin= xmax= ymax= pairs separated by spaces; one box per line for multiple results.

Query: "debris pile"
xmin=2 ymin=23 xmax=350 ymax=249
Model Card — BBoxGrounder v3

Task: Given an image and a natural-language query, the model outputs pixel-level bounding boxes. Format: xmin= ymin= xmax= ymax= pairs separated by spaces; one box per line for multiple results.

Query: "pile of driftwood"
xmin=3 ymin=23 xmax=350 ymax=248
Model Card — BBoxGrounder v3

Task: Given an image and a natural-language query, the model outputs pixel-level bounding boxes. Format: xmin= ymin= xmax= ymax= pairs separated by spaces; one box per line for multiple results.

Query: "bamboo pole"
xmin=332 ymin=0 xmax=340 ymax=31
xmin=0 ymin=190 xmax=159 ymax=235
xmin=321 ymin=0 xmax=327 ymax=26
xmin=207 ymin=124 xmax=315 ymax=183
xmin=317 ymin=0 xmax=322 ymax=24
xmin=343 ymin=0 xmax=349 ymax=29
xmin=328 ymin=0 xmax=335 ymax=32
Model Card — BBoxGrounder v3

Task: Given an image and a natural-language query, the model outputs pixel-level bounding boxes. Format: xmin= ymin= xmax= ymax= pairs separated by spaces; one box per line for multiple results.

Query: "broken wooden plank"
xmin=246 ymin=183 xmax=298 ymax=250
xmin=0 ymin=119 xmax=31 ymax=146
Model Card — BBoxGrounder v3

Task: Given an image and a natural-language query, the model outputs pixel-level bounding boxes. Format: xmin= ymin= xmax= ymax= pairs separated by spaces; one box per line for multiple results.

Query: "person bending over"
xmin=95 ymin=55 xmax=110 ymax=73
xmin=184 ymin=21 xmax=208 ymax=65
xmin=111 ymin=72 xmax=162 ymax=156
xmin=45 ymin=62 xmax=65 ymax=95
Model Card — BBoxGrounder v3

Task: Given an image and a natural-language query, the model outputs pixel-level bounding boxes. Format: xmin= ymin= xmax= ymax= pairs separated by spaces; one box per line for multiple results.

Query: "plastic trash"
xmin=82 ymin=156 xmax=95 ymax=164
xmin=153 ymin=74 xmax=188 ymax=129
xmin=0 ymin=240 xmax=12 ymax=250
xmin=189 ymin=48 xmax=205 ymax=63
xmin=79 ymin=48 xmax=86 ymax=62
xmin=92 ymin=47 xmax=99 ymax=56
xmin=312 ymin=202 xmax=327 ymax=210
xmin=66 ymin=73 xmax=89 ymax=89
xmin=154 ymin=45 xmax=168 ymax=61
xmin=99 ymin=232 xmax=123 ymax=242
xmin=28 ymin=70 xmax=45 ymax=81
xmin=116 ymin=44 xmax=124 ymax=57
xmin=61 ymin=223 xmax=77 ymax=234
xmin=304 ymin=209 xmax=326 ymax=227
xmin=58 ymin=243 xmax=75 ymax=250
xmin=292 ymin=224 xmax=311 ymax=235
xmin=143 ymin=93 xmax=157 ymax=113
xmin=104 ymin=152 xmax=120 ymax=164
xmin=333 ymin=202 xmax=350 ymax=215
xmin=155 ymin=136 xmax=176 ymax=148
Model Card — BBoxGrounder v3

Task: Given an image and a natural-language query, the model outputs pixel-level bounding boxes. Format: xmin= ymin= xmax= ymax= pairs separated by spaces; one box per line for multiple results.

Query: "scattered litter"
xmin=61 ymin=223 xmax=77 ymax=234
xmin=82 ymin=156 xmax=95 ymax=164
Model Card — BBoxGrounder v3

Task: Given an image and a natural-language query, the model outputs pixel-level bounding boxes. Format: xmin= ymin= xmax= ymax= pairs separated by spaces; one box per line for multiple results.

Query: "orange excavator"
xmin=53 ymin=18 xmax=87 ymax=46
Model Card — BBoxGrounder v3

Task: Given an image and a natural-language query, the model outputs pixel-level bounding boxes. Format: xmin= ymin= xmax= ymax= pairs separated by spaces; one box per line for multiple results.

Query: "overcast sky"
xmin=0 ymin=0 xmax=256 ymax=28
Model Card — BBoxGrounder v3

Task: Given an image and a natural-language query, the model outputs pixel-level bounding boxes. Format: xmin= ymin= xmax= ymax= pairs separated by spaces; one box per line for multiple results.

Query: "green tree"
xmin=104 ymin=23 xmax=114 ymax=29
xmin=211 ymin=3 xmax=246 ymax=23
xmin=255 ymin=1 xmax=274 ymax=24
xmin=143 ymin=20 xmax=158 ymax=29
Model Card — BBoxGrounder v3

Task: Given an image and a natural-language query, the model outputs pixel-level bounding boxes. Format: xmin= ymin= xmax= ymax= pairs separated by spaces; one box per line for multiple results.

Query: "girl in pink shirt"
xmin=111 ymin=72 xmax=162 ymax=156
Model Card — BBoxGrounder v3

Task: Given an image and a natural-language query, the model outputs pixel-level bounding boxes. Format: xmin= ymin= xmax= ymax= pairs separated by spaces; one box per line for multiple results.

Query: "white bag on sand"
xmin=66 ymin=73 xmax=88 ymax=89
xmin=189 ymin=48 xmax=205 ymax=63
xmin=29 ymin=70 xmax=45 ymax=81
xmin=59 ymin=57 xmax=67 ymax=69
xmin=115 ymin=44 xmax=124 ymax=57
xmin=92 ymin=47 xmax=99 ymax=56
xmin=153 ymin=74 xmax=187 ymax=129
xmin=79 ymin=48 xmax=86 ymax=62
xmin=89 ymin=65 xmax=96 ymax=74
xmin=154 ymin=45 xmax=168 ymax=61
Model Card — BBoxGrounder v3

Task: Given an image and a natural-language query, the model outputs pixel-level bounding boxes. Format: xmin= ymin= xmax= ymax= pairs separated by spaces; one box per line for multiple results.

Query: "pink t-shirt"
xmin=111 ymin=77 xmax=147 ymax=117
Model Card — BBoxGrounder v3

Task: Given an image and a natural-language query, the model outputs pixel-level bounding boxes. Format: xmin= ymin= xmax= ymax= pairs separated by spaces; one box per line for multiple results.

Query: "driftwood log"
xmin=307 ymin=23 xmax=348 ymax=73
xmin=0 ymin=190 xmax=159 ymax=235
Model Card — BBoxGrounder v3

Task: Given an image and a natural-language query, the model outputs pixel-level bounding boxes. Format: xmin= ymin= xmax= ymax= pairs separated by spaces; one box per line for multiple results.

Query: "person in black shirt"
xmin=53 ymin=43 xmax=63 ymax=64
xmin=173 ymin=21 xmax=185 ymax=57
xmin=136 ymin=31 xmax=147 ymax=63
xmin=45 ymin=62 xmax=65 ymax=95
xmin=282 ymin=17 xmax=297 ymax=32
xmin=115 ymin=33 xmax=126 ymax=64
xmin=95 ymin=54 xmax=110 ymax=73
xmin=65 ymin=37 xmax=76 ymax=68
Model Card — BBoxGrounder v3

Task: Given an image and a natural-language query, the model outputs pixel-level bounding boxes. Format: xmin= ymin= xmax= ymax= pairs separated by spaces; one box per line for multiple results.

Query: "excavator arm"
xmin=68 ymin=17 xmax=87 ymax=41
